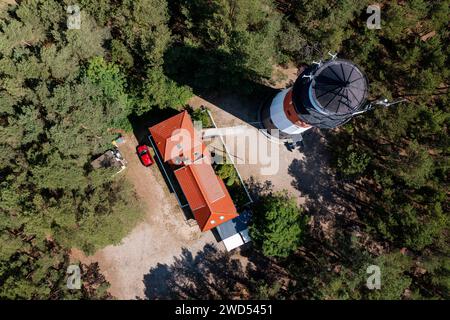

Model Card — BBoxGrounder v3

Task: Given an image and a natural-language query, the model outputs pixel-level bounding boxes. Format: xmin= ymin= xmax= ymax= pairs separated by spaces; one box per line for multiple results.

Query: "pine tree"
xmin=250 ymin=192 xmax=308 ymax=258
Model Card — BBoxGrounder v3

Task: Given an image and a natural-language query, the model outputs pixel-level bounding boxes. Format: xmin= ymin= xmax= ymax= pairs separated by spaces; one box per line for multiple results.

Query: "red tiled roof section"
xmin=149 ymin=111 xmax=184 ymax=160
xmin=204 ymin=177 xmax=239 ymax=230
xmin=174 ymin=166 xmax=206 ymax=211
xmin=174 ymin=163 xmax=238 ymax=232
xmin=190 ymin=162 xmax=225 ymax=203
xmin=149 ymin=111 xmax=208 ymax=163
xmin=150 ymin=111 xmax=238 ymax=232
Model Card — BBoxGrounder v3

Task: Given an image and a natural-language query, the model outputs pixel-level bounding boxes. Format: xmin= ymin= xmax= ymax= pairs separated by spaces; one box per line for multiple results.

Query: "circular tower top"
xmin=311 ymin=59 xmax=368 ymax=114
xmin=292 ymin=59 xmax=369 ymax=128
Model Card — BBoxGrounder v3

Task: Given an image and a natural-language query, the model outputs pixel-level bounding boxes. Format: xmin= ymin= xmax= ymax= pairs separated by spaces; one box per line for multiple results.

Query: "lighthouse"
xmin=261 ymin=58 xmax=369 ymax=140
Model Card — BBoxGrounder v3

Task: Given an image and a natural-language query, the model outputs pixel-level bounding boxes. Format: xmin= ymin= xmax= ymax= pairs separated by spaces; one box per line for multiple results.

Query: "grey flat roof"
xmin=215 ymin=209 xmax=251 ymax=240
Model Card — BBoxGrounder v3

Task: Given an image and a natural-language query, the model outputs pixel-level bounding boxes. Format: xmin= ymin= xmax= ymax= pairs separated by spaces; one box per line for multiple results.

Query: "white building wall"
xmin=222 ymin=234 xmax=245 ymax=251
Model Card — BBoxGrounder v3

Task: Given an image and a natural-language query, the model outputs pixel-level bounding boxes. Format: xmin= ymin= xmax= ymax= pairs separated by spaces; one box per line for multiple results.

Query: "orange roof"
xmin=150 ymin=111 xmax=238 ymax=232
xmin=149 ymin=111 xmax=209 ymax=164
xmin=174 ymin=162 xmax=238 ymax=232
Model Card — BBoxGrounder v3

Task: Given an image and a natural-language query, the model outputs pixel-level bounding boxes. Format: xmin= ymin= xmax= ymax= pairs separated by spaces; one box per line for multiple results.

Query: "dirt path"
xmin=0 ymin=0 xmax=16 ymax=6
xmin=71 ymin=133 xmax=217 ymax=299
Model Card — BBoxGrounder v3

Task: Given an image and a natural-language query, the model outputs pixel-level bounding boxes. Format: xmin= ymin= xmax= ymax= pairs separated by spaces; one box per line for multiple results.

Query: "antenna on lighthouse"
xmin=373 ymin=97 xmax=407 ymax=108
xmin=327 ymin=51 xmax=338 ymax=60
xmin=353 ymin=97 xmax=408 ymax=116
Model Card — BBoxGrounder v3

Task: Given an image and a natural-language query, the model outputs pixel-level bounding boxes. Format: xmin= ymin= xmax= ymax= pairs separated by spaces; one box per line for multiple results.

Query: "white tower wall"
xmin=269 ymin=88 xmax=311 ymax=135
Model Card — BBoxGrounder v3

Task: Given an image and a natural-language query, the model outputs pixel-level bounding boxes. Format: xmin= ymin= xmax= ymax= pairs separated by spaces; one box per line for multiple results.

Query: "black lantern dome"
xmin=292 ymin=59 xmax=369 ymax=128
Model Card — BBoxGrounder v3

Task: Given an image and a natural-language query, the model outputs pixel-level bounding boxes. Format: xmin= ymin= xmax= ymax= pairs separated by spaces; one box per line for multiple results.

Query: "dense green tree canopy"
xmin=319 ymin=252 xmax=414 ymax=300
xmin=325 ymin=0 xmax=449 ymax=253
xmin=0 ymin=0 xmax=448 ymax=300
xmin=165 ymin=0 xmax=282 ymax=92
xmin=0 ymin=0 xmax=144 ymax=298
xmin=250 ymin=192 xmax=308 ymax=258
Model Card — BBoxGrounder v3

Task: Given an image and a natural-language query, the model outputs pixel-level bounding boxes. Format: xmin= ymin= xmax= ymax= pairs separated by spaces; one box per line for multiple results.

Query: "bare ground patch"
xmin=71 ymin=133 xmax=217 ymax=299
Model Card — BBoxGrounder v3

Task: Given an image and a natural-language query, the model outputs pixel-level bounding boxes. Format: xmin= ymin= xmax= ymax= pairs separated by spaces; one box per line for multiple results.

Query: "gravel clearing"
xmin=71 ymin=133 xmax=217 ymax=299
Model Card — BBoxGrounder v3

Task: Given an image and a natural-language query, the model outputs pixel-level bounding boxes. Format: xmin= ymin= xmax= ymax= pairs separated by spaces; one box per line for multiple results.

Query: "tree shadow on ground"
xmin=289 ymin=130 xmax=376 ymax=222
xmin=289 ymin=130 xmax=364 ymax=232
xmin=164 ymin=45 xmax=278 ymax=126
xmin=142 ymin=243 xmax=280 ymax=300
xmin=287 ymin=129 xmax=381 ymax=268
xmin=128 ymin=108 xmax=181 ymax=146
xmin=245 ymin=176 xmax=274 ymax=202
xmin=288 ymin=129 xmax=335 ymax=211
xmin=235 ymin=175 xmax=362 ymax=299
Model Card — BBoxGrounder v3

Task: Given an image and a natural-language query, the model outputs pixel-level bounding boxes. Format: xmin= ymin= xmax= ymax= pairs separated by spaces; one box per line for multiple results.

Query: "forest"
xmin=0 ymin=0 xmax=448 ymax=299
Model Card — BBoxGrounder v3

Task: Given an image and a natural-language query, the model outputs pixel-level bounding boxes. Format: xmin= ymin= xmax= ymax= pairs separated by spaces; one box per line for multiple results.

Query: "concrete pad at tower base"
xmin=188 ymin=94 xmax=310 ymax=207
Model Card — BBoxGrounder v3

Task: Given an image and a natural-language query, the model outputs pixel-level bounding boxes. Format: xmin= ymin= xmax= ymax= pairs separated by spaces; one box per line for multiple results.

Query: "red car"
xmin=137 ymin=145 xmax=154 ymax=167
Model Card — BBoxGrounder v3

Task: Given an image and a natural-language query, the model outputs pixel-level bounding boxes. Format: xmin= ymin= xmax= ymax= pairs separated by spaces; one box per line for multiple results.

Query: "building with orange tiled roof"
xmin=149 ymin=111 xmax=209 ymax=165
xmin=149 ymin=111 xmax=238 ymax=232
